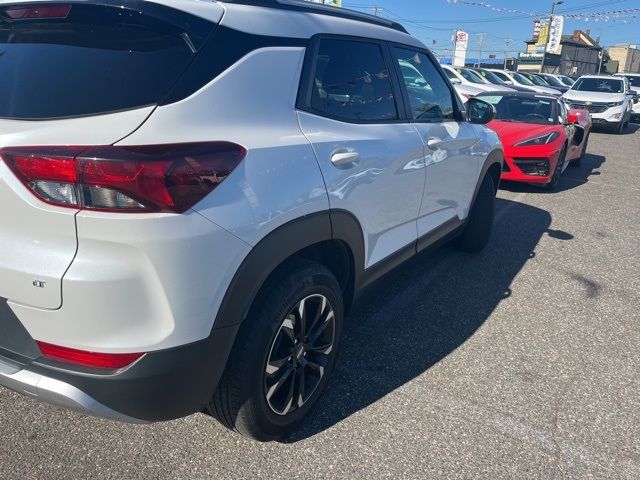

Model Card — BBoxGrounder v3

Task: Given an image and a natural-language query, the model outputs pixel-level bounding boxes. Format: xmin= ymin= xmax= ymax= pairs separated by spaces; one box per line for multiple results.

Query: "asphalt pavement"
xmin=1 ymin=124 xmax=639 ymax=479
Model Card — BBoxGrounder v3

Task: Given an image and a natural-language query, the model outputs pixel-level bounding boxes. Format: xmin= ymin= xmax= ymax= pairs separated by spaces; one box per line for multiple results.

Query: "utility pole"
xmin=372 ymin=6 xmax=381 ymax=16
xmin=452 ymin=29 xmax=458 ymax=65
xmin=477 ymin=33 xmax=487 ymax=68
xmin=504 ymin=38 xmax=513 ymax=70
xmin=541 ymin=1 xmax=564 ymax=73
xmin=598 ymin=50 xmax=604 ymax=74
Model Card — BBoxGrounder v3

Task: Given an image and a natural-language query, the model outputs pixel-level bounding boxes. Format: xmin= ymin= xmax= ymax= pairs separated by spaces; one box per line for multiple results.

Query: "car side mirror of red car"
xmin=566 ymin=112 xmax=579 ymax=125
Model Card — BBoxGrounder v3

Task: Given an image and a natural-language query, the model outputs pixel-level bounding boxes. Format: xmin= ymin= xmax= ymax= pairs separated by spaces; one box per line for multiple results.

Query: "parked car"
xmin=552 ymin=74 xmax=576 ymax=87
xmin=563 ymin=75 xmax=633 ymax=133
xmin=0 ymin=0 xmax=504 ymax=441
xmin=478 ymin=92 xmax=591 ymax=190
xmin=614 ymin=73 xmax=640 ymax=122
xmin=468 ymin=68 xmax=534 ymax=93
xmin=454 ymin=83 xmax=486 ymax=103
xmin=520 ymin=72 xmax=569 ymax=94
xmin=534 ymin=73 xmax=570 ymax=93
xmin=486 ymin=69 xmax=562 ymax=96
xmin=441 ymin=65 xmax=513 ymax=93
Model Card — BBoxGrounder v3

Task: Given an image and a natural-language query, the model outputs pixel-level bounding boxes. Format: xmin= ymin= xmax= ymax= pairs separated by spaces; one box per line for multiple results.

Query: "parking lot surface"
xmin=1 ymin=126 xmax=639 ymax=480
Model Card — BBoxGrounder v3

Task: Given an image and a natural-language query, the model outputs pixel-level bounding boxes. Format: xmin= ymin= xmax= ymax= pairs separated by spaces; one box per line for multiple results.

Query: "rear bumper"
xmin=0 ymin=356 xmax=145 ymax=423
xmin=0 ymin=324 xmax=239 ymax=423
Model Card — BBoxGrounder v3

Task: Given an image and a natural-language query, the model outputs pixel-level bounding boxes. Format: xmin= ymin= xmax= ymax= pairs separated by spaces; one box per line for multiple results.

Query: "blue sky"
xmin=340 ymin=0 xmax=640 ymax=57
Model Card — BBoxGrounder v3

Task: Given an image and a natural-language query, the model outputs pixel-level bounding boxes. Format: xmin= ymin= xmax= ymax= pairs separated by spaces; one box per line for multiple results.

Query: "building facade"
xmin=608 ymin=45 xmax=640 ymax=73
xmin=519 ymin=30 xmax=603 ymax=75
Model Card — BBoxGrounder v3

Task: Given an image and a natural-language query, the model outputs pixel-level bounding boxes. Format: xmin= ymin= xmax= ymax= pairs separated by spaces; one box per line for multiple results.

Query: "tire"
xmin=545 ymin=146 xmax=567 ymax=191
xmin=209 ymin=261 xmax=344 ymax=441
xmin=455 ymin=174 xmax=495 ymax=253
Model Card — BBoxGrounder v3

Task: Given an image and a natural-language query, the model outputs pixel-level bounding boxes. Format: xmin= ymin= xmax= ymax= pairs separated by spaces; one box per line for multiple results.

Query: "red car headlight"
xmin=514 ymin=132 xmax=560 ymax=147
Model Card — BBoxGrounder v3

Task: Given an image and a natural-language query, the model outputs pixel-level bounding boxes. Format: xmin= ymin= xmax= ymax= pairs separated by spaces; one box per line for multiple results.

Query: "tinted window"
xmin=559 ymin=76 xmax=575 ymax=86
xmin=309 ymin=39 xmax=397 ymax=122
xmin=622 ymin=75 xmax=640 ymax=87
xmin=458 ymin=68 xmax=483 ymax=84
xmin=573 ymin=78 xmax=624 ymax=93
xmin=512 ymin=72 xmax=535 ymax=86
xmin=393 ymin=48 xmax=454 ymax=121
xmin=0 ymin=4 xmax=212 ymax=120
xmin=527 ymin=75 xmax=549 ymax=86
xmin=443 ymin=68 xmax=458 ymax=80
xmin=492 ymin=71 xmax=512 ymax=83
xmin=541 ymin=75 xmax=565 ymax=88
xmin=478 ymin=69 xmax=507 ymax=85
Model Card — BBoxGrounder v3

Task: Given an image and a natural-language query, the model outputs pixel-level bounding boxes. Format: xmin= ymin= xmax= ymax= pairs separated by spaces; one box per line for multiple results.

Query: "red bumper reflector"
xmin=37 ymin=341 xmax=144 ymax=369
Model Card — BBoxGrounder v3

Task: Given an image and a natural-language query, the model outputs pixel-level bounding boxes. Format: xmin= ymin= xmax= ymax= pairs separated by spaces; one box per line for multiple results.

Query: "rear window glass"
xmin=0 ymin=3 xmax=213 ymax=120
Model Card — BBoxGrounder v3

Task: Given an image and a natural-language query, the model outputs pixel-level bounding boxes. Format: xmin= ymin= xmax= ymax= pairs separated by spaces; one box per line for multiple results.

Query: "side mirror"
xmin=566 ymin=112 xmax=579 ymax=125
xmin=466 ymin=98 xmax=496 ymax=124
xmin=504 ymin=80 xmax=514 ymax=85
xmin=450 ymin=78 xmax=462 ymax=85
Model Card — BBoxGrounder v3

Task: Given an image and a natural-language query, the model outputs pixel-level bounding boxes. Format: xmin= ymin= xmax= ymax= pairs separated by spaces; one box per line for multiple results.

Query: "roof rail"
xmin=217 ymin=0 xmax=409 ymax=34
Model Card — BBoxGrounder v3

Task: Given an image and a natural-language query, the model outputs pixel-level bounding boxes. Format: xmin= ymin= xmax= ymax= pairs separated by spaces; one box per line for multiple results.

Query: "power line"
xmin=344 ymin=0 xmax=632 ymax=24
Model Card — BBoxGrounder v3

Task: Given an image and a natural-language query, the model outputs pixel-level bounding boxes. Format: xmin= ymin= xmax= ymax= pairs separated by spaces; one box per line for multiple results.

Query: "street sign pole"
xmin=541 ymin=1 xmax=564 ymax=73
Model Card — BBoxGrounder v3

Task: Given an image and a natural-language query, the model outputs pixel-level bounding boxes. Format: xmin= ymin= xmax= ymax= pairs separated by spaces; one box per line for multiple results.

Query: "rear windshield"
xmin=0 ymin=3 xmax=214 ymax=120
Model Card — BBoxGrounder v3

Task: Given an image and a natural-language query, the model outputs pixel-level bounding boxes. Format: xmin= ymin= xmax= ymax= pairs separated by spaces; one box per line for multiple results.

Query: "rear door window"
xmin=0 ymin=3 xmax=214 ymax=120
xmin=306 ymin=38 xmax=399 ymax=122
xmin=391 ymin=47 xmax=455 ymax=121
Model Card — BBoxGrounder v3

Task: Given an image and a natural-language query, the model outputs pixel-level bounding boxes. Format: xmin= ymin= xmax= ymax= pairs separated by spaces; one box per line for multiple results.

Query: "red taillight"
xmin=4 ymin=4 xmax=72 ymax=19
xmin=0 ymin=142 xmax=246 ymax=213
xmin=37 ymin=341 xmax=144 ymax=369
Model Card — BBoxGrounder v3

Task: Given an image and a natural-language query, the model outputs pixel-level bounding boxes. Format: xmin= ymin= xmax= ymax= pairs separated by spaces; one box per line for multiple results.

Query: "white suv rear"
xmin=0 ymin=0 xmax=503 ymax=440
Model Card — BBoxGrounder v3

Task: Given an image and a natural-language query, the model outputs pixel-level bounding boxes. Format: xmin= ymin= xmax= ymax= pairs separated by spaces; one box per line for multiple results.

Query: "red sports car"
xmin=478 ymin=92 xmax=592 ymax=190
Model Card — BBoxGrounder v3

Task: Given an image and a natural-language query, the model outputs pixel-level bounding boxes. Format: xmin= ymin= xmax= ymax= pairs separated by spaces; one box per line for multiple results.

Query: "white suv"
xmin=563 ymin=75 xmax=634 ymax=133
xmin=615 ymin=73 xmax=640 ymax=122
xmin=0 ymin=0 xmax=503 ymax=440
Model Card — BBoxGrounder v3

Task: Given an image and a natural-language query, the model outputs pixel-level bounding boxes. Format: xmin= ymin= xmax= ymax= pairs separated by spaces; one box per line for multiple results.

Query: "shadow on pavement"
xmin=591 ymin=123 xmax=639 ymax=135
xmin=500 ymin=153 xmax=606 ymax=194
xmin=284 ymin=198 xmax=557 ymax=442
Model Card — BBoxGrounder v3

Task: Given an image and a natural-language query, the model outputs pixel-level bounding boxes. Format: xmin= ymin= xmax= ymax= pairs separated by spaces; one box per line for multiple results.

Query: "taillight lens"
xmin=0 ymin=142 xmax=246 ymax=213
xmin=37 ymin=341 xmax=144 ymax=369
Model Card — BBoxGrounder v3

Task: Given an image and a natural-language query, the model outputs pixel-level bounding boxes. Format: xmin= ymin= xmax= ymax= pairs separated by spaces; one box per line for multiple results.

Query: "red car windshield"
xmin=480 ymin=95 xmax=556 ymax=125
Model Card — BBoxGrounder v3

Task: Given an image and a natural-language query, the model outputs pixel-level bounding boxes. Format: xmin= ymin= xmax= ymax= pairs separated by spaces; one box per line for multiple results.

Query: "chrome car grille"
xmin=570 ymin=103 xmax=608 ymax=114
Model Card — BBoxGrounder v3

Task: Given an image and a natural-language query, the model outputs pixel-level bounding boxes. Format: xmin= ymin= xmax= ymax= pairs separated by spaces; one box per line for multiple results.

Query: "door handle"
xmin=331 ymin=150 xmax=360 ymax=166
xmin=427 ymin=138 xmax=443 ymax=150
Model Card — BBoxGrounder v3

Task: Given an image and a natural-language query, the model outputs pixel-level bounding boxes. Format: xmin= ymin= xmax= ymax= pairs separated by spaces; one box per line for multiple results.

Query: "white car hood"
xmin=563 ymin=90 xmax=626 ymax=103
